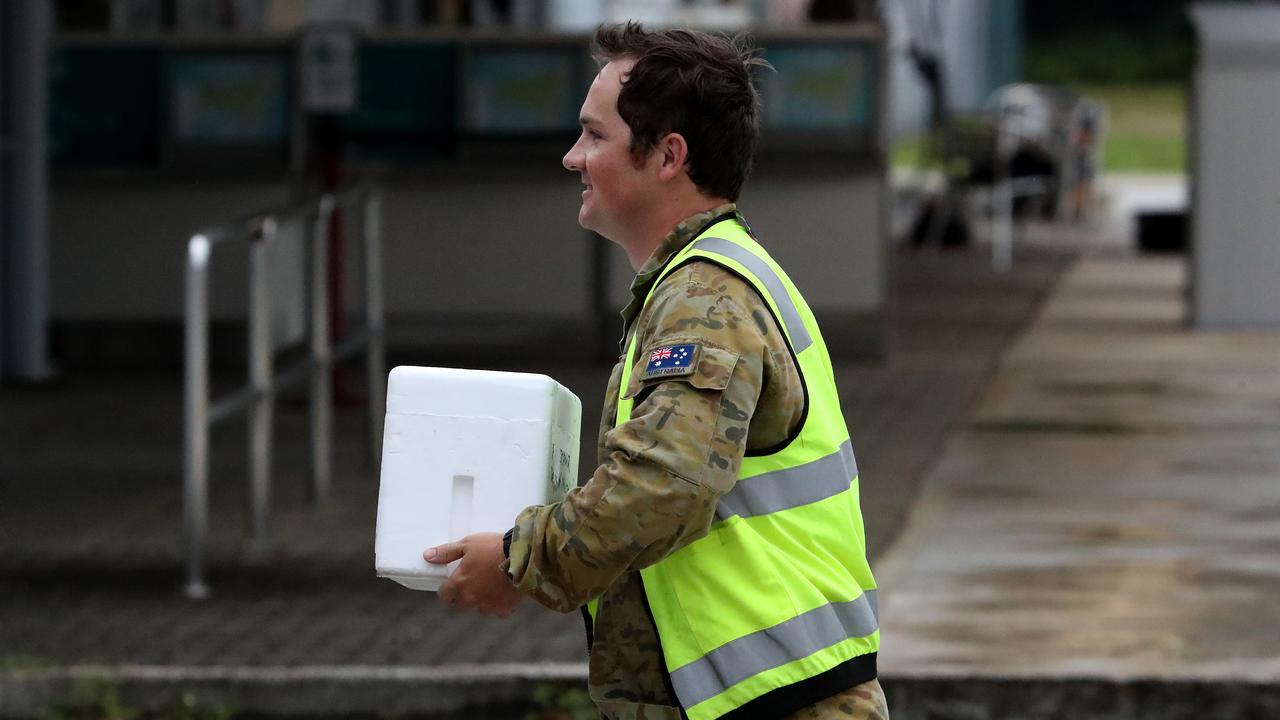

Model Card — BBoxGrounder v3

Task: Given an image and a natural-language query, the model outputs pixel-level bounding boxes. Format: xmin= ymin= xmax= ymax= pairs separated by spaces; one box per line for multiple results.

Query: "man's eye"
xmin=588 ymin=130 xmax=603 ymax=140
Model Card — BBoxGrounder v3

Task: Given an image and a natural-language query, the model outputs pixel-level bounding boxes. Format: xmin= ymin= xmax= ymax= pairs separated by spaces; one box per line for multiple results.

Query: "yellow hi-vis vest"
xmin=611 ymin=217 xmax=880 ymax=720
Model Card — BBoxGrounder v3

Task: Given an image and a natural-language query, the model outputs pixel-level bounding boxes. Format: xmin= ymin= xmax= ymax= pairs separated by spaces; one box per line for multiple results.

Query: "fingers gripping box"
xmin=375 ymin=366 xmax=581 ymax=591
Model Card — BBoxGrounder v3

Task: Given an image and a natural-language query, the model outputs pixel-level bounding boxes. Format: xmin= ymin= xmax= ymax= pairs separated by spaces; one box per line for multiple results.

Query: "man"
xmin=426 ymin=23 xmax=887 ymax=720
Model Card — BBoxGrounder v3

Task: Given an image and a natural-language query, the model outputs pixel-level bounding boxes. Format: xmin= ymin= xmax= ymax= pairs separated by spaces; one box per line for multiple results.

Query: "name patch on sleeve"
xmin=641 ymin=343 xmax=698 ymax=380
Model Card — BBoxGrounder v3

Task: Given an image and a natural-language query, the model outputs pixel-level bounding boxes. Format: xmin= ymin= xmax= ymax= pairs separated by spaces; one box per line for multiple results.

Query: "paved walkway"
xmin=0 ymin=244 xmax=1072 ymax=717
xmin=877 ymin=254 xmax=1280 ymax=718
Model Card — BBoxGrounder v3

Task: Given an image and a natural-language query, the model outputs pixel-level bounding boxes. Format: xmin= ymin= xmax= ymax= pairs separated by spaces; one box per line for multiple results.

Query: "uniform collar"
xmin=619 ymin=203 xmax=742 ymax=348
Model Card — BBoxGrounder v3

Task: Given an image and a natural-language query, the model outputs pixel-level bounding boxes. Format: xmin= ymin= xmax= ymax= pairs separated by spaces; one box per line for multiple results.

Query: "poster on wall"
xmin=463 ymin=47 xmax=581 ymax=135
xmin=171 ymin=54 xmax=289 ymax=143
xmin=760 ymin=44 xmax=875 ymax=132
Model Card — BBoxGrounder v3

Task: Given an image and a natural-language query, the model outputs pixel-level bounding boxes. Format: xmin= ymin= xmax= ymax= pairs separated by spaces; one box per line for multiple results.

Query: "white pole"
xmin=247 ymin=221 xmax=275 ymax=548
xmin=183 ymin=236 xmax=213 ymax=600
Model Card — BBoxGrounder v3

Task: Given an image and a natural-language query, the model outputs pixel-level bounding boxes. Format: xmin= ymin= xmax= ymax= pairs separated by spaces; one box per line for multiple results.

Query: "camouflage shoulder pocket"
xmin=624 ymin=342 xmax=740 ymax=400
xmin=619 ymin=342 xmax=743 ymax=486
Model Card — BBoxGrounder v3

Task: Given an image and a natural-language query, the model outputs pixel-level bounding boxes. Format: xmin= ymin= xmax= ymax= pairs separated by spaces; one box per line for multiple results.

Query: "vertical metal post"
xmin=183 ymin=235 xmax=213 ymax=600
xmin=992 ymin=126 xmax=1015 ymax=273
xmin=362 ymin=188 xmax=386 ymax=470
xmin=309 ymin=198 xmax=335 ymax=503
xmin=247 ymin=220 xmax=275 ymax=548
xmin=6 ymin=1 xmax=54 ymax=381
xmin=0 ymin=2 xmax=7 ymax=381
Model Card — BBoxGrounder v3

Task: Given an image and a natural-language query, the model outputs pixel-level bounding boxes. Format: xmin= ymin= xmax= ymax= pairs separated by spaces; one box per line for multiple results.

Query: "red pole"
xmin=315 ymin=116 xmax=357 ymax=406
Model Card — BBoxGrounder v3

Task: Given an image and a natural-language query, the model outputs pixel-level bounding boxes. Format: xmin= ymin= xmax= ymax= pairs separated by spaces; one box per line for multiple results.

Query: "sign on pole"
xmin=301 ymin=28 xmax=357 ymax=114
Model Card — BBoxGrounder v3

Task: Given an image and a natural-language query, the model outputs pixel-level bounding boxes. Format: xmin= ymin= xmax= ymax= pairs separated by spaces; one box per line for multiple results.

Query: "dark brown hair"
xmin=592 ymin=22 xmax=768 ymax=202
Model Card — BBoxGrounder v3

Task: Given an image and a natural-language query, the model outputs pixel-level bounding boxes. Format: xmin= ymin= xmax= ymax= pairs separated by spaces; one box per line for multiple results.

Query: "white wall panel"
xmin=1190 ymin=5 xmax=1280 ymax=327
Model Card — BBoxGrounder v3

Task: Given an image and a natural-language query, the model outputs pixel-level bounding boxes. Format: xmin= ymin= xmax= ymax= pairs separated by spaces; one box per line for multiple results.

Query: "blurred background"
xmin=3 ymin=1 xmax=1279 ymax=719
xmin=0 ymin=0 xmax=1206 ymax=382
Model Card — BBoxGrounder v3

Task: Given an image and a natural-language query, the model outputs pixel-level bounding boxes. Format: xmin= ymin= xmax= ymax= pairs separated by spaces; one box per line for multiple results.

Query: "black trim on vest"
xmin=580 ymin=606 xmax=594 ymax=652
xmin=655 ymin=254 xmax=811 ymax=457
xmin=638 ymin=574 xmax=691 ymax=719
xmin=717 ymin=653 xmax=878 ymax=720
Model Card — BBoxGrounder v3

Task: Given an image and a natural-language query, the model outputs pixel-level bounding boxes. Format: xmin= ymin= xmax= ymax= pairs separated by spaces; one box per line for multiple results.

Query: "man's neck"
xmin=621 ymin=196 xmax=731 ymax=270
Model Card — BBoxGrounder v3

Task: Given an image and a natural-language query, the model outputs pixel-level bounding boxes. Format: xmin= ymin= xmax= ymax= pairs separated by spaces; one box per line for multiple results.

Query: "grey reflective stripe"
xmin=715 ymin=440 xmax=857 ymax=521
xmin=669 ymin=589 xmax=880 ymax=710
xmin=692 ymin=237 xmax=813 ymax=353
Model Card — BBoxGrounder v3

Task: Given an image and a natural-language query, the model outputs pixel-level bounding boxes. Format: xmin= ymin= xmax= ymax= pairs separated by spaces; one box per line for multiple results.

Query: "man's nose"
xmin=563 ymin=138 xmax=582 ymax=172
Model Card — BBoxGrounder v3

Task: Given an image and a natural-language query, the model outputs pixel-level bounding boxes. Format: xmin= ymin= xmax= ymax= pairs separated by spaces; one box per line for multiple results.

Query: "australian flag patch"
xmin=642 ymin=343 xmax=698 ymax=380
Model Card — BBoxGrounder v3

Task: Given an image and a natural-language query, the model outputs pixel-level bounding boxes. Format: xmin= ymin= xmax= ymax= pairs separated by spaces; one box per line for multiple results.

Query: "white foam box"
xmin=375 ymin=366 xmax=581 ymax=591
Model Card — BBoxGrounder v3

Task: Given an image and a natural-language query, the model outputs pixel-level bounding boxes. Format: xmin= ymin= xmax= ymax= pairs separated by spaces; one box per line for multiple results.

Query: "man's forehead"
xmin=582 ymin=66 xmax=623 ymax=117
xmin=579 ymin=57 xmax=637 ymax=130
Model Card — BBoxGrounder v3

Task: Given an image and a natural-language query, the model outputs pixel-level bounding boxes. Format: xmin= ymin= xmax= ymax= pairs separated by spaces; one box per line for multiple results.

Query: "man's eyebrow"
xmin=579 ymin=114 xmax=600 ymax=127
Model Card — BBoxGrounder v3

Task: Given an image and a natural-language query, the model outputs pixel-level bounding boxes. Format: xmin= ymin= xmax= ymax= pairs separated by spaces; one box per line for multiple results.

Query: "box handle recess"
xmin=448 ymin=474 xmax=474 ymax=552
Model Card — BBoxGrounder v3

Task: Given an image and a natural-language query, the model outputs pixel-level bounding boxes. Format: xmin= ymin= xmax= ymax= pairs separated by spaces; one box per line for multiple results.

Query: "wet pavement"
xmin=877 ymin=254 xmax=1280 ymax=718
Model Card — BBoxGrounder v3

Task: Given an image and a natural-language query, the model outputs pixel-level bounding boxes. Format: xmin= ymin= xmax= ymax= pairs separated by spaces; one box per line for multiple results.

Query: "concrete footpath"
xmin=877 ymin=255 xmax=1280 ymax=718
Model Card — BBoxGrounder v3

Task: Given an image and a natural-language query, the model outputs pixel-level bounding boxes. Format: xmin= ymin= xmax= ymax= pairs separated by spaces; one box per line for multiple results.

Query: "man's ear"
xmin=655 ymin=132 xmax=689 ymax=182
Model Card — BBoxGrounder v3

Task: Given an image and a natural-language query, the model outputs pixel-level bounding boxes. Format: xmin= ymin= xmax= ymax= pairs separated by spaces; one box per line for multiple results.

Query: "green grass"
xmin=42 ymin=682 xmax=236 ymax=720
xmin=891 ymin=83 xmax=1187 ymax=174
xmin=890 ymin=136 xmax=926 ymax=170
xmin=0 ymin=654 xmax=57 ymax=670
xmin=1074 ymin=83 xmax=1186 ymax=173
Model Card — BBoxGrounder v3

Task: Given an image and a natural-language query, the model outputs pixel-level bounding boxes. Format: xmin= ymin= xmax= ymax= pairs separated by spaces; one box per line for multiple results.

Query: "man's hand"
xmin=425 ymin=532 xmax=524 ymax=617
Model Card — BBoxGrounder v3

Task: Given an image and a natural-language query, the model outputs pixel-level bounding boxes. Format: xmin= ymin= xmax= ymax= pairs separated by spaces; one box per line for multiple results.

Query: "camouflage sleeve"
xmin=503 ymin=267 xmax=776 ymax=612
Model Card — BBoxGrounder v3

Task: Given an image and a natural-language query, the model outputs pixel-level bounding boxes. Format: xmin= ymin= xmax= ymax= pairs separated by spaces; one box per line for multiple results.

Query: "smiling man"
xmin=426 ymin=23 xmax=887 ymax=720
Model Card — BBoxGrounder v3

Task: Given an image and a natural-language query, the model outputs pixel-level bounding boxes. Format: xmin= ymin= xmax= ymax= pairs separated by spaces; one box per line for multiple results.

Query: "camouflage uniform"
xmin=503 ymin=204 xmax=887 ymax=720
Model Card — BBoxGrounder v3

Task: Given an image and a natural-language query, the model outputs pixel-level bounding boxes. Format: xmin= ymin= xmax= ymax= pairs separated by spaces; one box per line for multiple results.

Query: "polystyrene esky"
xmin=375 ymin=366 xmax=581 ymax=591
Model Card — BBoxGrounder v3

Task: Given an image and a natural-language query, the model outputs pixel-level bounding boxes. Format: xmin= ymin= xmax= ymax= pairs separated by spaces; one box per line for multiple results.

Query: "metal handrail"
xmin=183 ymin=185 xmax=385 ymax=600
